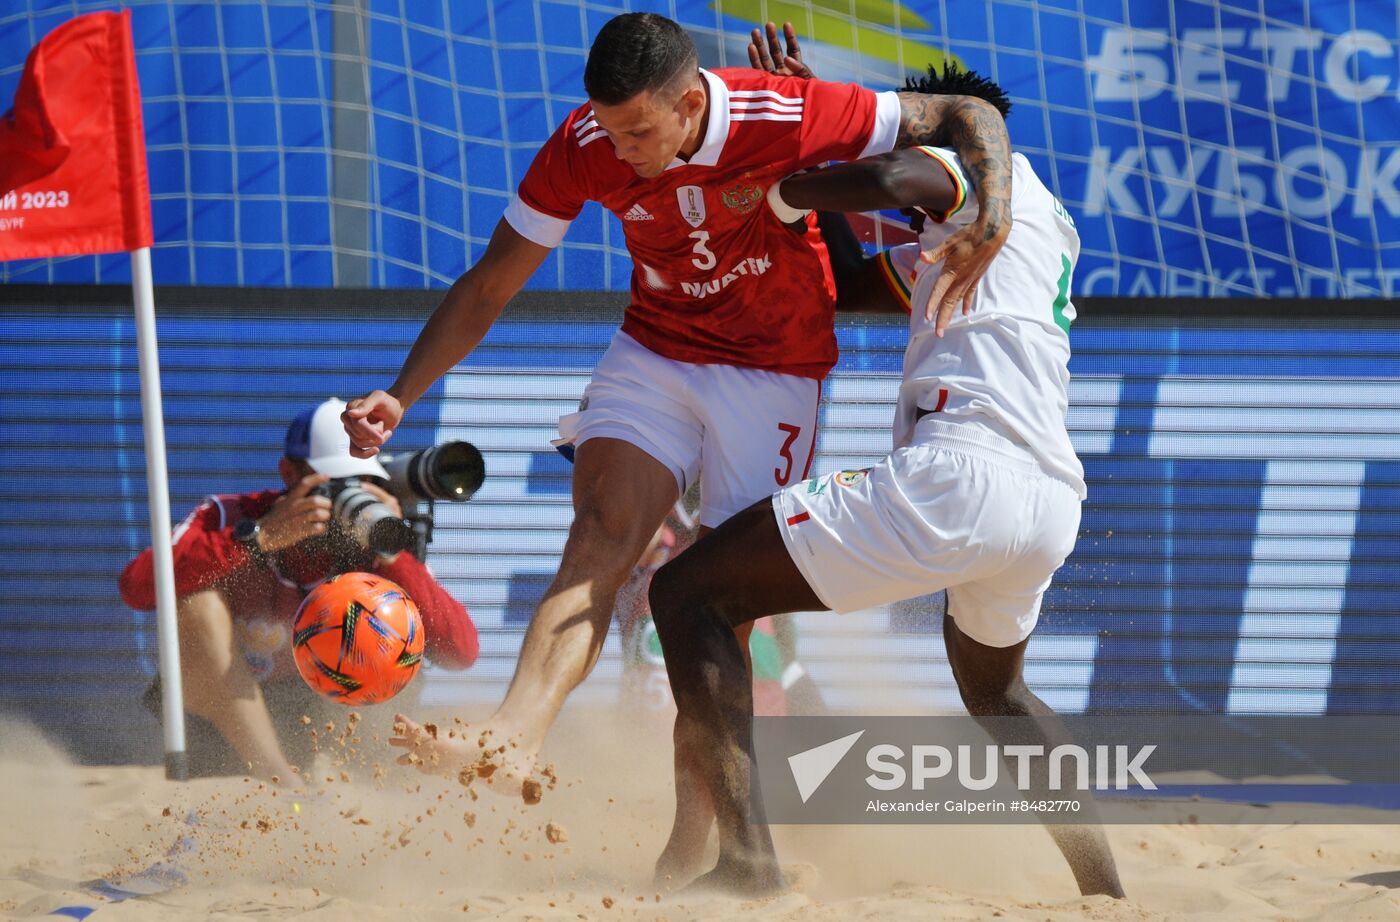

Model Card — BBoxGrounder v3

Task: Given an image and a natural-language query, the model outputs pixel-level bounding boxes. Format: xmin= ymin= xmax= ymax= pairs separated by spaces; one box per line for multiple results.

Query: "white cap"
xmin=284 ymin=397 xmax=390 ymax=480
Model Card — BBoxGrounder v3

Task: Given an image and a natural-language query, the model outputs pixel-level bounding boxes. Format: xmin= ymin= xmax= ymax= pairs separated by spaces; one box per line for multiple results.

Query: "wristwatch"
xmin=233 ymin=518 xmax=265 ymax=555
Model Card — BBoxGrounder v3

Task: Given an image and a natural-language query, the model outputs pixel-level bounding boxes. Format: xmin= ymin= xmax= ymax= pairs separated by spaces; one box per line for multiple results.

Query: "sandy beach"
xmin=2 ymin=715 xmax=1397 ymax=921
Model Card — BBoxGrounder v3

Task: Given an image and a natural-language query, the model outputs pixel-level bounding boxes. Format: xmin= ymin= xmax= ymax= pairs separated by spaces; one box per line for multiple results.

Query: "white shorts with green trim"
xmin=774 ymin=415 xmax=1082 ymax=648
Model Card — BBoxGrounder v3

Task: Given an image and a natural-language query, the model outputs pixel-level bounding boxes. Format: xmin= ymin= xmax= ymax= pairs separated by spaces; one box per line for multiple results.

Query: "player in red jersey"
xmin=349 ymin=13 xmax=1012 ymax=792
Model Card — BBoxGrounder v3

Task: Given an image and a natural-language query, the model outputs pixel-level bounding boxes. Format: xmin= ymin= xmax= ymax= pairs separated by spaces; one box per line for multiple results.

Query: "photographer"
xmin=119 ymin=398 xmax=479 ymax=783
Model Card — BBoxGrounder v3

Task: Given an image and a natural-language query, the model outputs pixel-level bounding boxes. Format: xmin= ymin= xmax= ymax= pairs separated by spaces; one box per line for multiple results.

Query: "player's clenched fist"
xmin=256 ymin=472 xmax=332 ymax=552
xmin=342 ymin=390 xmax=403 ymax=457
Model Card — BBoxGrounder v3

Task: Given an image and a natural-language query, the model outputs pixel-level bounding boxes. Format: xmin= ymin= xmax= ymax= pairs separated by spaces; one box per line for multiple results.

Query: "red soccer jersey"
xmin=504 ymin=68 xmax=900 ymax=380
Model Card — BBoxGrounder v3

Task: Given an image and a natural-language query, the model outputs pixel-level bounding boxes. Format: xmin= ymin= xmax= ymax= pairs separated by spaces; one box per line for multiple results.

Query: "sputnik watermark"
xmin=784 ymin=734 xmax=1155 ymax=818
xmin=856 ymin=743 xmax=1154 ymax=817
xmin=862 ymin=743 xmax=1157 ymax=792
xmin=785 ymin=731 xmax=1156 ymax=804
xmin=865 ymin=798 xmax=1082 ymax=814
xmin=749 ymin=715 xmax=1400 ymax=825
xmin=756 ymin=713 xmax=1344 ymax=828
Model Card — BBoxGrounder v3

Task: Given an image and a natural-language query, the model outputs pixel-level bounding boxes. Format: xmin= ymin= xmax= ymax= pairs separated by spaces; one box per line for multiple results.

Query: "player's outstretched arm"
xmin=344 ymin=219 xmax=549 ymax=457
xmin=748 ymin=23 xmax=906 ymax=316
xmin=746 ymin=22 xmax=1011 ymax=332
xmin=777 ymin=147 xmax=959 ymax=216
xmin=784 ymin=151 xmax=956 ymax=315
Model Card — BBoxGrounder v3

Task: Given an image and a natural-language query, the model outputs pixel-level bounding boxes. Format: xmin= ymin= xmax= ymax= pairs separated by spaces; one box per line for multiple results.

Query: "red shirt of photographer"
xmin=120 ymin=399 xmax=479 ymax=682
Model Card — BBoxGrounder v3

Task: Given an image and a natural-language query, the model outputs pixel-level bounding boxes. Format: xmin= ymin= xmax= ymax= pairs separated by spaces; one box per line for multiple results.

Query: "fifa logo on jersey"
xmin=677 ymin=185 xmax=705 ymax=227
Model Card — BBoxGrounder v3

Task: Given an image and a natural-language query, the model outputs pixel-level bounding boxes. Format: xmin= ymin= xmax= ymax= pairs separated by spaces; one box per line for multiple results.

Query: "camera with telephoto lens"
xmin=381 ymin=440 xmax=486 ymax=503
xmin=318 ymin=441 xmax=486 ymax=557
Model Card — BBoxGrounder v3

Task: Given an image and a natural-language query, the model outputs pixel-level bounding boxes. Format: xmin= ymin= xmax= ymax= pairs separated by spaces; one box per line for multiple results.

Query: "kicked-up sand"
xmin=1 ymin=713 xmax=1397 ymax=921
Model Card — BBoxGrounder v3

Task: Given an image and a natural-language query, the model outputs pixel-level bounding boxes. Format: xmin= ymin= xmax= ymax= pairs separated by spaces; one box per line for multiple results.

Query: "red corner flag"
xmin=0 ymin=10 xmax=152 ymax=259
xmin=0 ymin=11 xmax=185 ymax=780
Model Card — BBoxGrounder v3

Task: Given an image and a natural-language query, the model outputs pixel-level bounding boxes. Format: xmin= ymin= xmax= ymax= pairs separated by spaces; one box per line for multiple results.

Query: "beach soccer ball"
xmin=292 ymin=572 xmax=424 ymax=705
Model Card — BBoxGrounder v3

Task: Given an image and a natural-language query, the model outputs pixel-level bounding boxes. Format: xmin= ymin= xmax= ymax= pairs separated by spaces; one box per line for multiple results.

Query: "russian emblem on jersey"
xmin=722 ymin=178 xmax=764 ymax=214
xmin=676 ymin=185 xmax=705 ymax=227
xmin=291 ymin=572 xmax=424 ymax=705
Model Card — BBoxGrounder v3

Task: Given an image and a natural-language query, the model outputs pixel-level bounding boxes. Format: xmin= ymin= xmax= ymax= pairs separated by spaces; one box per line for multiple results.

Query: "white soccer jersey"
xmin=882 ymin=148 xmax=1085 ymax=497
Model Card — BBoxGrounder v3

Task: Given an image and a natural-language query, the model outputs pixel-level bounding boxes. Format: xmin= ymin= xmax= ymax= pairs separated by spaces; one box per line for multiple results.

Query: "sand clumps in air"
xmin=1 ymin=709 xmax=1398 ymax=919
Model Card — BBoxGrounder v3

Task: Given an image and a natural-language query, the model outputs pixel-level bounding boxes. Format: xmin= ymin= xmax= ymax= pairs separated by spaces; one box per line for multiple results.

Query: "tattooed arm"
xmin=750 ymin=21 xmax=1013 ymax=331
xmin=749 ymin=21 xmax=1011 ymax=241
xmin=894 ymin=92 xmax=1012 ymax=331
xmin=896 ymin=93 xmax=1011 ymax=239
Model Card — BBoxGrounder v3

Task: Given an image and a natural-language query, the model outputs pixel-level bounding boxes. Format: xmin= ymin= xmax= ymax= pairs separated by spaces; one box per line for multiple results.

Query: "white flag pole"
xmin=129 ymin=244 xmax=187 ymax=781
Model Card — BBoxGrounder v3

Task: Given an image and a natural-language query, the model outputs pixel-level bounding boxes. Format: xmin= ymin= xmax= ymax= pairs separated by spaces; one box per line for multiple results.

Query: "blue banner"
xmin=2 ymin=310 xmax=1397 ymax=763
xmin=698 ymin=1 xmax=1400 ymax=298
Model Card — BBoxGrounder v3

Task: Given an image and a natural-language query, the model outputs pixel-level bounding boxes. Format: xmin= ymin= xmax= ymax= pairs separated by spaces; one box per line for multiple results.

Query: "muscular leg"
xmin=655 ymin=522 xmax=755 ymax=887
xmin=648 ymin=498 xmax=823 ymax=895
xmin=495 ymin=438 xmax=679 ymax=736
xmin=655 ymin=713 xmax=716 ymax=886
xmin=656 ymin=620 xmax=758 ymax=884
xmin=654 ymin=540 xmax=813 ymax=884
xmin=392 ymin=438 xmax=679 ymax=786
xmin=176 ymin=589 xmax=297 ymax=782
xmin=943 ymin=613 xmax=1126 ymax=898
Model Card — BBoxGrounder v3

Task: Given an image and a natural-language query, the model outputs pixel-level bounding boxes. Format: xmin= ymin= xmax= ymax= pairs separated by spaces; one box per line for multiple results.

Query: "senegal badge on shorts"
xmin=835 ymin=468 xmax=871 ymax=487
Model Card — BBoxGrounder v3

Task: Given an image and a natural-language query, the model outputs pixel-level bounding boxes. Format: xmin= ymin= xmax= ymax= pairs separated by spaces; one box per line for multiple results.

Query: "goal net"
xmin=1 ymin=1 xmax=1392 ymax=295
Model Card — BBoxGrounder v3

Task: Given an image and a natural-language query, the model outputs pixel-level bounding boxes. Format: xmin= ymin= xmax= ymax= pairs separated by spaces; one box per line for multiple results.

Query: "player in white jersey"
xmin=646 ymin=59 xmax=1125 ymax=898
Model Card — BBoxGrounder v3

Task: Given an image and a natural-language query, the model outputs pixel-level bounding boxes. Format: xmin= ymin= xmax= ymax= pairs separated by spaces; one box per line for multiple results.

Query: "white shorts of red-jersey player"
xmin=556 ymin=330 xmax=820 ymax=528
xmin=774 ymin=415 xmax=1081 ymax=648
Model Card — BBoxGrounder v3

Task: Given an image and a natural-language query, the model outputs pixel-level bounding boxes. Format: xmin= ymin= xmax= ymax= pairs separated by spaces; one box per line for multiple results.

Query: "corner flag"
xmin=0 ymin=10 xmax=187 ymax=780
xmin=0 ymin=10 xmax=152 ymax=259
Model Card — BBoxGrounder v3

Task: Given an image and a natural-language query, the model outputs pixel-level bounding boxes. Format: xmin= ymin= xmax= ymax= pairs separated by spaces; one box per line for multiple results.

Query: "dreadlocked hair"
xmin=904 ymin=61 xmax=1012 ymax=119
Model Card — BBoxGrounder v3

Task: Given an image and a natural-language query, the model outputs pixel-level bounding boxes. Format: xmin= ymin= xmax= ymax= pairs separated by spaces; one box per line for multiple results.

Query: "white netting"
xmin=1 ymin=0 xmax=1394 ymax=294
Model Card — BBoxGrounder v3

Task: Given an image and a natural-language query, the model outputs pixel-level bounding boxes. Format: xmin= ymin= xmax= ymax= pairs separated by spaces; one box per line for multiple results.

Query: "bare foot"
xmin=681 ymin=856 xmax=786 ymax=897
xmin=388 ymin=713 xmax=539 ymax=797
xmin=653 ymin=839 xmax=709 ymax=892
xmin=652 ymin=794 xmax=714 ymax=890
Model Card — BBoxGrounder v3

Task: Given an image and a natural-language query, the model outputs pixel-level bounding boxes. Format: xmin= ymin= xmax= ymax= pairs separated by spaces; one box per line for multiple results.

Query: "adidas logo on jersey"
xmin=623 ymin=203 xmax=654 ymax=221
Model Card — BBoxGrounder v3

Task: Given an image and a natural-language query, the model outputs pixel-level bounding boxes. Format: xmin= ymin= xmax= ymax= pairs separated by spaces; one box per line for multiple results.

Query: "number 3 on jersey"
xmin=775 ymin=423 xmax=802 ymax=486
xmin=689 ymin=230 xmax=717 ymax=271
